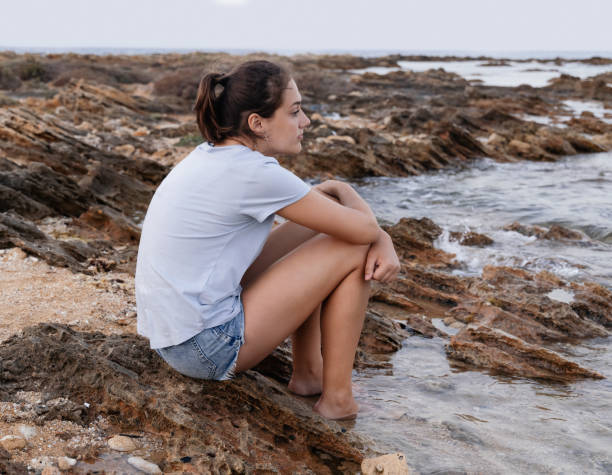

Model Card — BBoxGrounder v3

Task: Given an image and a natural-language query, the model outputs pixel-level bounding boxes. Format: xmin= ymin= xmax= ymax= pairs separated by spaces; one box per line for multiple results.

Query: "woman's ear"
xmin=247 ymin=113 xmax=265 ymax=136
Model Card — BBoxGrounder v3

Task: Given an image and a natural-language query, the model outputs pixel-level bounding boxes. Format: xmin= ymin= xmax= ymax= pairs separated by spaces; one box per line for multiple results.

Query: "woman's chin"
xmin=269 ymin=143 xmax=302 ymax=156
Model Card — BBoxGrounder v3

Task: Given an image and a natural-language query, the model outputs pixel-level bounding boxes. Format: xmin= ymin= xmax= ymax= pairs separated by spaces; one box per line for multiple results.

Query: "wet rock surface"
xmin=0 ymin=51 xmax=610 ymax=471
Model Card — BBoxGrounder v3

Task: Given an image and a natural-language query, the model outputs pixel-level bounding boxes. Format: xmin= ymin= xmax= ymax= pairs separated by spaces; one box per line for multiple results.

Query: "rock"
xmin=113 ymin=144 xmax=136 ymax=156
xmin=383 ymin=217 xmax=456 ymax=268
xmin=57 ymin=456 xmax=77 ymax=471
xmin=127 ymin=456 xmax=162 ymax=474
xmin=41 ymin=466 xmax=61 ymax=475
xmin=0 ymin=161 xmax=93 ymax=217
xmin=0 ymin=435 xmax=26 ymax=450
xmin=449 ymin=231 xmax=493 ymax=247
xmin=133 ymin=126 xmax=150 ymax=137
xmin=361 ymin=452 xmax=411 ymax=474
xmin=542 ymin=225 xmax=583 ymax=241
xmin=316 ymin=134 xmax=356 ymax=145
xmin=0 ymin=324 xmax=366 ymax=473
xmin=504 ymin=221 xmax=585 ymax=241
xmin=76 ymin=205 xmax=141 ymax=244
xmin=358 ymin=310 xmax=410 ymax=355
xmin=0 ymin=447 xmax=28 ymax=474
xmin=29 ymin=457 xmax=54 ymax=472
xmin=108 ymin=434 xmax=137 ymax=452
xmin=508 ymin=139 xmax=551 ymax=160
xmin=17 ymin=424 xmax=37 ymax=440
xmin=446 ymin=325 xmax=604 ymax=381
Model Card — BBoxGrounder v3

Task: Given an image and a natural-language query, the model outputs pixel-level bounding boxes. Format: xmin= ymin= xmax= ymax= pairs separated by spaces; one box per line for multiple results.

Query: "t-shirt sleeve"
xmin=241 ymin=157 xmax=311 ymax=223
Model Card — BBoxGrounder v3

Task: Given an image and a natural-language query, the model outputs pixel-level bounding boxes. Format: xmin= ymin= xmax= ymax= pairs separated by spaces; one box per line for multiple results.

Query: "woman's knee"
xmin=317 ymin=235 xmax=369 ymax=270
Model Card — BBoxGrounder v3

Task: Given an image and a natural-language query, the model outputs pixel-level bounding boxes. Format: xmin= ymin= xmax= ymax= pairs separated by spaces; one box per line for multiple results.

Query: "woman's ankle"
xmin=288 ymin=365 xmax=323 ymax=396
xmin=313 ymin=392 xmax=358 ymax=420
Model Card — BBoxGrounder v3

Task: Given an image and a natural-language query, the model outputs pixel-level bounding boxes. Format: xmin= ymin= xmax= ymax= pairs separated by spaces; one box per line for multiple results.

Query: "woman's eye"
xmin=292 ymin=109 xmax=300 ymax=116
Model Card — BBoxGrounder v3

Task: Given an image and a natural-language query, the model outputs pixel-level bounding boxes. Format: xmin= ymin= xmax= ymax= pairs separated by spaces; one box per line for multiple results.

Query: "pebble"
xmin=127 ymin=456 xmax=162 ymax=474
xmin=57 ymin=456 xmax=77 ymax=471
xmin=361 ymin=452 xmax=411 ymax=475
xmin=108 ymin=434 xmax=137 ymax=452
xmin=17 ymin=424 xmax=38 ymax=440
xmin=29 ymin=457 xmax=54 ymax=471
xmin=0 ymin=434 xmax=26 ymax=450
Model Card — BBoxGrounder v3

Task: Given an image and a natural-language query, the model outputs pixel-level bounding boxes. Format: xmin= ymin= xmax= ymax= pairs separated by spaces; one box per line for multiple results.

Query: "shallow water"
xmin=354 ymin=152 xmax=612 ymax=287
xmin=350 ymin=152 xmax=612 ymax=474
xmin=349 ymin=60 xmax=612 ymax=88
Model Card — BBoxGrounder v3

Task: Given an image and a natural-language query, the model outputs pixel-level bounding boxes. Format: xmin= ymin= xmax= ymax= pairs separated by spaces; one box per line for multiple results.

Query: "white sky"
xmin=1 ymin=0 xmax=610 ymax=54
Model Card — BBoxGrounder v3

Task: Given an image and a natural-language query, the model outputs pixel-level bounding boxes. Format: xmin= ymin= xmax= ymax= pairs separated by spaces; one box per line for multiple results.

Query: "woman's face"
xmin=260 ymin=79 xmax=310 ymax=155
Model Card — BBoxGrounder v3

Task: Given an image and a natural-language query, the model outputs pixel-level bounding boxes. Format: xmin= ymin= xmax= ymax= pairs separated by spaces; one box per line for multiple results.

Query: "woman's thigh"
xmin=236 ymin=234 xmax=369 ymax=372
xmin=241 ymin=220 xmax=318 ymax=288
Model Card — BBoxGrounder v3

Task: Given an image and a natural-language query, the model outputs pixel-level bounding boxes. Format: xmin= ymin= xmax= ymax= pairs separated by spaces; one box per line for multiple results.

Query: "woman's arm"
xmin=277 ymin=180 xmax=380 ymax=245
xmin=278 ymin=180 xmax=401 ymax=282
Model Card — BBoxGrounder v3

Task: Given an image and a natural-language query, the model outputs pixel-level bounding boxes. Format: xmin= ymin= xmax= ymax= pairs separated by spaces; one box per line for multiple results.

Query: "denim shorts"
xmin=155 ymin=306 xmax=245 ymax=381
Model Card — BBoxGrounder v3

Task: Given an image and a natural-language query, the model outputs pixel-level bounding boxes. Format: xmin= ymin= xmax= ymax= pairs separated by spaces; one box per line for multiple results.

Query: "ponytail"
xmin=194 ymin=72 xmax=230 ymax=143
xmin=193 ymin=61 xmax=291 ymax=145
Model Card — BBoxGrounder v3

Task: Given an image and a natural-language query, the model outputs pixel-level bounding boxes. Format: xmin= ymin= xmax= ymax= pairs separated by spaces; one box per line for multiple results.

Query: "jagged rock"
xmin=570 ymin=282 xmax=612 ymax=328
xmin=0 ymin=212 xmax=96 ymax=271
xmin=448 ymin=298 xmax=607 ymax=343
xmin=0 ymin=183 xmax=54 ymax=219
xmin=388 ymin=271 xmax=466 ymax=311
xmin=449 ymin=231 xmax=493 ymax=247
xmin=542 ymin=225 xmax=584 ymax=240
xmin=0 ymin=162 xmax=93 ymax=217
xmin=446 ymin=325 xmax=604 ymax=381
xmin=359 ymin=310 xmax=410 ymax=355
xmin=371 ymin=288 xmax=423 ymax=313
xmin=76 ymin=205 xmax=141 ymax=244
xmin=0 ymin=324 xmax=367 ymax=473
xmin=383 ymin=218 xmax=456 ymax=268
xmin=504 ymin=222 xmax=584 ymax=241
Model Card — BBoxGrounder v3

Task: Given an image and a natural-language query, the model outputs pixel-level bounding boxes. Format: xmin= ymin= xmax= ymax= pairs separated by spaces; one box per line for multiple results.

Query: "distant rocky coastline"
xmin=0 ymin=51 xmax=610 ymax=473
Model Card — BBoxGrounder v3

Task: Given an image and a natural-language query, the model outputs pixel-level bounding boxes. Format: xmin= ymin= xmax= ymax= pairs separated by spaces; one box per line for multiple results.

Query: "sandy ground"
xmin=0 ymin=247 xmax=136 ymax=344
xmin=0 ymin=247 xmax=165 ymax=471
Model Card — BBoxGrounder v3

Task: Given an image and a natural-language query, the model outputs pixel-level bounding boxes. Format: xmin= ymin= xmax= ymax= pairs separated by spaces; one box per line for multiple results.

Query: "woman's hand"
xmin=365 ymin=230 xmax=400 ymax=283
xmin=312 ymin=180 xmax=342 ymax=201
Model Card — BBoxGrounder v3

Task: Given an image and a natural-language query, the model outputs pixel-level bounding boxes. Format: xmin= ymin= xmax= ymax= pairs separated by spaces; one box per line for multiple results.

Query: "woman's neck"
xmin=216 ymin=137 xmax=253 ymax=149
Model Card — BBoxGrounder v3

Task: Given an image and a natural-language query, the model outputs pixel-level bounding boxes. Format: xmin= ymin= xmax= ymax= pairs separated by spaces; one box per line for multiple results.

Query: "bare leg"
xmin=288 ymin=303 xmax=323 ymax=396
xmin=242 ymin=220 xmax=325 ymax=396
xmin=315 ymin=266 xmax=369 ymax=419
xmin=236 ymin=234 xmax=370 ymax=419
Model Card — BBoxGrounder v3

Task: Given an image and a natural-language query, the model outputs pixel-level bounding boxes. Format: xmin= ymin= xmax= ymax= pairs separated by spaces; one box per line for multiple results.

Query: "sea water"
xmin=350 ymin=152 xmax=612 ymax=474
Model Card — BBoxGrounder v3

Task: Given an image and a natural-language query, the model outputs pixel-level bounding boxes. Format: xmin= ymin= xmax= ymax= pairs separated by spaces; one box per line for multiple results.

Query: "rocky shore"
xmin=0 ymin=51 xmax=610 ymax=473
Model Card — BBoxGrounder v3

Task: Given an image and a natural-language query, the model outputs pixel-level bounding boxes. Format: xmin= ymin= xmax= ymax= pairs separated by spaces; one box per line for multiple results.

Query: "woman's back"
xmin=135 ymin=142 xmax=309 ymax=349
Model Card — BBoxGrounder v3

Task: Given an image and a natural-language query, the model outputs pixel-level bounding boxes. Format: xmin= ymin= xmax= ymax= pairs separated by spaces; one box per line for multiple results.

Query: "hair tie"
xmin=213 ymin=74 xmax=227 ymax=97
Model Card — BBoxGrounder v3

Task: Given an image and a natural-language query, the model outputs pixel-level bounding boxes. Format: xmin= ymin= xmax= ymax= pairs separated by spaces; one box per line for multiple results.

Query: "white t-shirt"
xmin=135 ymin=143 xmax=311 ymax=349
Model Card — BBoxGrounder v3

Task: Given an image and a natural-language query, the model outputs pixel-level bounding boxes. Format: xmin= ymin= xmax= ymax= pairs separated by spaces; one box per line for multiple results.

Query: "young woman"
xmin=136 ymin=60 xmax=400 ymax=420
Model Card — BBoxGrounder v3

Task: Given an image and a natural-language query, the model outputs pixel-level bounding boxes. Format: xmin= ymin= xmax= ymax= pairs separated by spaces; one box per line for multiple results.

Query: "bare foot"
xmin=288 ymin=376 xmax=322 ymax=396
xmin=313 ymin=395 xmax=359 ymax=420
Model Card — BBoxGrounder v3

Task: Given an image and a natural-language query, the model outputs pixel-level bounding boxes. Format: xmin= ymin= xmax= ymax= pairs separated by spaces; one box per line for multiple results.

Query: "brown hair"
xmin=194 ymin=60 xmax=291 ymax=144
